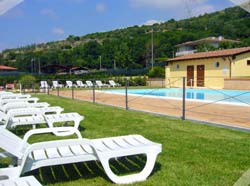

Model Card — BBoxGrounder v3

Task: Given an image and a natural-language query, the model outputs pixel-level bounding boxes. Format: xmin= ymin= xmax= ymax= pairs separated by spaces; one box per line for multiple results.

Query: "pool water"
xmin=105 ymin=88 xmax=250 ymax=105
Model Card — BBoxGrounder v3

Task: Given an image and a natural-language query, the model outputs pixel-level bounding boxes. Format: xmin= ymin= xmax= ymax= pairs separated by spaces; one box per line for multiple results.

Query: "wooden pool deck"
xmin=51 ymin=90 xmax=250 ymax=130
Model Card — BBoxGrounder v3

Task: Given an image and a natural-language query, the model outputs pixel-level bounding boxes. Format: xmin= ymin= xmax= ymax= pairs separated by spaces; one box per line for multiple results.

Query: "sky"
xmin=0 ymin=0 xmax=236 ymax=51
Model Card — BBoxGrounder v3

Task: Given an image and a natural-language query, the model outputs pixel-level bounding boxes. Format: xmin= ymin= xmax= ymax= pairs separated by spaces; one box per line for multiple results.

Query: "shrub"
xmin=19 ymin=75 xmax=36 ymax=89
xmin=147 ymin=67 xmax=165 ymax=78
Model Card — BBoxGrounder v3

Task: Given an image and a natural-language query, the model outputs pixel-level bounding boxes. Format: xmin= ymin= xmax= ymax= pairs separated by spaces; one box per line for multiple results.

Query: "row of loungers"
xmin=40 ymin=80 xmax=121 ymax=89
xmin=0 ymin=91 xmax=162 ymax=185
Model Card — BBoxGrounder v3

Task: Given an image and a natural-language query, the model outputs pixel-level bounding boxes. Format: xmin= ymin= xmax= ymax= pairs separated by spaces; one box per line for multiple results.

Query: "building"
xmin=0 ymin=65 xmax=17 ymax=72
xmin=175 ymin=36 xmax=239 ymax=57
xmin=166 ymin=47 xmax=250 ymax=89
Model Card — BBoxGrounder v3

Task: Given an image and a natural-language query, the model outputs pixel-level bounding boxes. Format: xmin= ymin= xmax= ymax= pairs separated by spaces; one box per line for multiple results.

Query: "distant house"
xmin=166 ymin=47 xmax=250 ymax=89
xmin=175 ymin=36 xmax=239 ymax=57
xmin=0 ymin=65 xmax=17 ymax=72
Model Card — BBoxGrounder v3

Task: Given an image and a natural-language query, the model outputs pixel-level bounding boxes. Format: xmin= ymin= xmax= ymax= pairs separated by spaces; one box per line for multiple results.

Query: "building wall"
xmin=165 ymin=57 xmax=231 ymax=88
xmin=231 ymin=52 xmax=250 ymax=77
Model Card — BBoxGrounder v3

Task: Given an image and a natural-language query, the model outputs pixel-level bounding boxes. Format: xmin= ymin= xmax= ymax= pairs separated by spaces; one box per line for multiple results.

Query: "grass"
xmin=3 ymin=94 xmax=250 ymax=186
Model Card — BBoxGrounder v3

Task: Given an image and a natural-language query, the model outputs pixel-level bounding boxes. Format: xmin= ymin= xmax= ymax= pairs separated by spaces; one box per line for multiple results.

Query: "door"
xmin=187 ymin=66 xmax=194 ymax=86
xmin=197 ymin=65 xmax=205 ymax=87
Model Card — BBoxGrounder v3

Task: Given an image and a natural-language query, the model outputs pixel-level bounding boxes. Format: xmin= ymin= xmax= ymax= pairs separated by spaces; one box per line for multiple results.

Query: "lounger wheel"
xmin=99 ymin=152 xmax=158 ymax=184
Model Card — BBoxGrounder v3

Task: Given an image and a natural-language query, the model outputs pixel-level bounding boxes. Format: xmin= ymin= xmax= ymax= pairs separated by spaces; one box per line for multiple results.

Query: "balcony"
xmin=176 ymin=50 xmax=197 ymax=57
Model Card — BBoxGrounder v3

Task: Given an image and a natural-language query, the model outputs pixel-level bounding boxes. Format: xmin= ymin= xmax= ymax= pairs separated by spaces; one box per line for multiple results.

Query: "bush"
xmin=147 ymin=67 xmax=165 ymax=78
xmin=19 ymin=75 xmax=36 ymax=89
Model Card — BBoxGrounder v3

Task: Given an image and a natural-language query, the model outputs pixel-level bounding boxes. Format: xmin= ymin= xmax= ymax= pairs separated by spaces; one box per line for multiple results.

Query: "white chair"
xmin=0 ymin=176 xmax=42 ymax=186
xmin=0 ymin=98 xmax=39 ymax=107
xmin=109 ymin=80 xmax=121 ymax=87
xmin=1 ymin=102 xmax=50 ymax=113
xmin=0 ymin=111 xmax=83 ymax=136
xmin=0 ymin=94 xmax=31 ymax=100
xmin=96 ymin=80 xmax=110 ymax=88
xmin=76 ymin=80 xmax=87 ymax=88
xmin=0 ymin=127 xmax=162 ymax=184
xmin=66 ymin=81 xmax=77 ymax=88
xmin=40 ymin=81 xmax=50 ymax=89
xmin=86 ymin=81 xmax=94 ymax=88
xmin=52 ymin=81 xmax=64 ymax=89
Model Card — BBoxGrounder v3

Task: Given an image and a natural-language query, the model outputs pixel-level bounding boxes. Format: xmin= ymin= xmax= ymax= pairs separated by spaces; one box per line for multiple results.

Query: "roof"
xmin=176 ymin=37 xmax=240 ymax=47
xmin=168 ymin=47 xmax=250 ymax=62
xmin=0 ymin=65 xmax=17 ymax=70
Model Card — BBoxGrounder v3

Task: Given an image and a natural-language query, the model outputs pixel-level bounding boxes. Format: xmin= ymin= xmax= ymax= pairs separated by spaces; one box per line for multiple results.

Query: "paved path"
xmin=51 ymin=90 xmax=250 ymax=129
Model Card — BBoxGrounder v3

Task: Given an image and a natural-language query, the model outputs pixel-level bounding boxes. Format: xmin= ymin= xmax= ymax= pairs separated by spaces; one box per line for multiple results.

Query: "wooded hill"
xmin=0 ymin=6 xmax=249 ymax=73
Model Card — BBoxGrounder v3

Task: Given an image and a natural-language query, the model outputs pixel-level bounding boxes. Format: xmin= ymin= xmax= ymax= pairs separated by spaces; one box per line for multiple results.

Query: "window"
xmin=247 ymin=60 xmax=250 ymax=66
xmin=176 ymin=64 xmax=180 ymax=69
xmin=214 ymin=62 xmax=220 ymax=68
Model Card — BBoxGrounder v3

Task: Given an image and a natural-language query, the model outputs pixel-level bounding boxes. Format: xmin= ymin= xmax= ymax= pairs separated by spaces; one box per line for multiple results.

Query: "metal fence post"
xmin=93 ymin=81 xmax=96 ymax=103
xmin=47 ymin=86 xmax=50 ymax=95
xmin=125 ymin=78 xmax=129 ymax=110
xmin=57 ymin=87 xmax=59 ymax=97
xmin=182 ymin=77 xmax=186 ymax=120
xmin=72 ymin=86 xmax=74 ymax=100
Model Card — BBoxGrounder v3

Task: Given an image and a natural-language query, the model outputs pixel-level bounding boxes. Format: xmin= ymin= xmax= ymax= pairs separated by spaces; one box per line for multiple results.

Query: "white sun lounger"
xmin=76 ymin=80 xmax=87 ymax=88
xmin=0 ymin=127 xmax=161 ymax=184
xmin=86 ymin=81 xmax=94 ymax=88
xmin=109 ymin=80 xmax=121 ymax=87
xmin=0 ymin=111 xmax=83 ymax=136
xmin=96 ymin=80 xmax=110 ymax=88
xmin=40 ymin=81 xmax=50 ymax=89
xmin=0 ymin=94 xmax=31 ymax=100
xmin=66 ymin=81 xmax=77 ymax=88
xmin=1 ymin=102 xmax=50 ymax=113
xmin=0 ymin=98 xmax=39 ymax=106
xmin=0 ymin=176 xmax=41 ymax=186
xmin=52 ymin=81 xmax=64 ymax=89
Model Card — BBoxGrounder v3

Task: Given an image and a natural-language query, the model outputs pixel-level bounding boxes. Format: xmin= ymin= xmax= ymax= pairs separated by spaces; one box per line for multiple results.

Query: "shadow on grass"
xmin=24 ymin=155 xmax=161 ymax=184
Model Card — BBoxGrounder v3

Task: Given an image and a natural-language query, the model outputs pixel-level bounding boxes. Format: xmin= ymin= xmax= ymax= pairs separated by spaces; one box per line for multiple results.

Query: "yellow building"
xmin=166 ymin=47 xmax=250 ymax=89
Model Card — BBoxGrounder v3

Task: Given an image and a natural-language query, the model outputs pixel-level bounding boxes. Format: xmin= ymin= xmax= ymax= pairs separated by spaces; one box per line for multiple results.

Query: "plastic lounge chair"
xmin=0 ymin=127 xmax=162 ymax=184
xmin=0 ymin=98 xmax=39 ymax=106
xmin=96 ymin=80 xmax=110 ymax=88
xmin=0 ymin=94 xmax=31 ymax=100
xmin=0 ymin=176 xmax=42 ymax=186
xmin=76 ymin=80 xmax=87 ymax=88
xmin=40 ymin=81 xmax=50 ymax=89
xmin=66 ymin=81 xmax=77 ymax=88
xmin=52 ymin=81 xmax=64 ymax=89
xmin=86 ymin=81 xmax=94 ymax=88
xmin=1 ymin=102 xmax=50 ymax=113
xmin=109 ymin=80 xmax=121 ymax=87
xmin=0 ymin=111 xmax=83 ymax=136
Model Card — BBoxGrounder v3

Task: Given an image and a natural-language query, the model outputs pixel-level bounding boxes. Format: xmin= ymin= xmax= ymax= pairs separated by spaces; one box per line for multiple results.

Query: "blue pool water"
xmin=105 ymin=88 xmax=250 ymax=105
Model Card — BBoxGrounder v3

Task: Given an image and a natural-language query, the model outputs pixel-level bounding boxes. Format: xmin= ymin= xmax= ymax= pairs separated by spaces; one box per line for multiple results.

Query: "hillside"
xmin=0 ymin=6 xmax=249 ymax=72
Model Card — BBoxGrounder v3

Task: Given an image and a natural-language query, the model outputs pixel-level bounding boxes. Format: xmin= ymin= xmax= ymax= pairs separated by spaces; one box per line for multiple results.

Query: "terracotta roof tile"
xmin=168 ymin=47 xmax=250 ymax=62
xmin=0 ymin=65 xmax=17 ymax=70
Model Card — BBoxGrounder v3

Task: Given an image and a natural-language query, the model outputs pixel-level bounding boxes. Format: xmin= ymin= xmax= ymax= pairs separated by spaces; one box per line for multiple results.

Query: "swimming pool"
xmin=104 ymin=88 xmax=250 ymax=105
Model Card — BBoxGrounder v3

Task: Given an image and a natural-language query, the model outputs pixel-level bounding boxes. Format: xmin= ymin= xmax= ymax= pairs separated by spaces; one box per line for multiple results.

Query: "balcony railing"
xmin=176 ymin=50 xmax=197 ymax=57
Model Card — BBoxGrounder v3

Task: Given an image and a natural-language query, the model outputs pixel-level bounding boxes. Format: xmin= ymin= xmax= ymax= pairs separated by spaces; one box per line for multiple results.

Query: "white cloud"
xmin=193 ymin=4 xmax=216 ymax=16
xmin=0 ymin=0 xmax=24 ymax=15
xmin=40 ymin=8 xmax=58 ymax=19
xmin=130 ymin=0 xmax=208 ymax=9
xmin=143 ymin=19 xmax=163 ymax=26
xmin=96 ymin=3 xmax=106 ymax=13
xmin=52 ymin=27 xmax=65 ymax=35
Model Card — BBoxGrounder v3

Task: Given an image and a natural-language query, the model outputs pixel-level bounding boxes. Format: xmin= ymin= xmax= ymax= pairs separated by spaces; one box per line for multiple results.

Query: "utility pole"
xmin=151 ymin=29 xmax=154 ymax=69
xmin=114 ymin=59 xmax=116 ymax=70
xmin=99 ymin=55 xmax=102 ymax=70
xmin=38 ymin=58 xmax=41 ymax=75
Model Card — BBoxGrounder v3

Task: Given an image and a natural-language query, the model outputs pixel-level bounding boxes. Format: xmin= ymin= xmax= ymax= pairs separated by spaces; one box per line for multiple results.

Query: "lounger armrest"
xmin=23 ymin=127 xmax=82 ymax=143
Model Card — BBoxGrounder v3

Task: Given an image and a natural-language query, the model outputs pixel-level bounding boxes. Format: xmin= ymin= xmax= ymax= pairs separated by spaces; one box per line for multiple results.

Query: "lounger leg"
xmin=32 ymin=125 xmax=36 ymax=129
xmin=99 ymin=152 xmax=158 ymax=184
xmin=48 ymin=119 xmax=81 ymax=136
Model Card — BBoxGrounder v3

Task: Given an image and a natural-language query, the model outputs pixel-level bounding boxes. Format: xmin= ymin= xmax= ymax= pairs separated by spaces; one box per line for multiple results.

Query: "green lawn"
xmin=4 ymin=94 xmax=250 ymax=186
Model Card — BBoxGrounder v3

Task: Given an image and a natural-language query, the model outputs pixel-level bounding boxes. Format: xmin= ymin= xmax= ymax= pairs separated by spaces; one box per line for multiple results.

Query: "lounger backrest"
xmin=0 ymin=128 xmax=27 ymax=158
xmin=76 ymin=81 xmax=82 ymax=86
xmin=109 ymin=80 xmax=115 ymax=86
xmin=52 ymin=81 xmax=58 ymax=86
xmin=96 ymin=81 xmax=102 ymax=86
xmin=66 ymin=81 xmax=73 ymax=86
xmin=40 ymin=81 xmax=48 ymax=88
xmin=0 ymin=94 xmax=31 ymax=100
xmin=86 ymin=81 xmax=93 ymax=86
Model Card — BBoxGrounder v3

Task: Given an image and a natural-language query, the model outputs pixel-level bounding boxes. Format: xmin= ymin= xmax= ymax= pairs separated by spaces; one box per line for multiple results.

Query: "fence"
xmin=9 ymin=77 xmax=250 ymax=131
